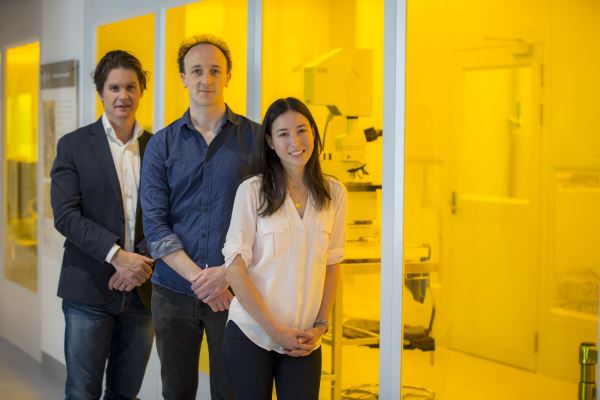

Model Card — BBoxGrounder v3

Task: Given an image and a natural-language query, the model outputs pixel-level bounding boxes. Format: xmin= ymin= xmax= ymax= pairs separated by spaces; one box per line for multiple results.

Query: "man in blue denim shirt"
xmin=140 ymin=35 xmax=259 ymax=399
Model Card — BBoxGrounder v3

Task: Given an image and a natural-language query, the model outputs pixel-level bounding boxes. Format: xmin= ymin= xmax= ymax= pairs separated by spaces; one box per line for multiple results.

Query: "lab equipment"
xmin=304 ymin=48 xmax=375 ymax=182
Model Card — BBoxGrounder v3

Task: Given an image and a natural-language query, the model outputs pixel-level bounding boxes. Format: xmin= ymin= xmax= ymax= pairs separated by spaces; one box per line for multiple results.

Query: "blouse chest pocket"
xmin=258 ymin=218 xmax=291 ymax=260
xmin=316 ymin=218 xmax=333 ymax=263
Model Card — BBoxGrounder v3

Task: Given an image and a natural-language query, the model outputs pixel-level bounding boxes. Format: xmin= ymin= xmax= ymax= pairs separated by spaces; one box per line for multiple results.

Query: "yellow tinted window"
xmin=263 ymin=2 xmax=384 ymax=399
xmin=4 ymin=41 xmax=40 ymax=292
xmin=165 ymin=0 xmax=247 ymax=125
xmin=96 ymin=13 xmax=154 ymax=131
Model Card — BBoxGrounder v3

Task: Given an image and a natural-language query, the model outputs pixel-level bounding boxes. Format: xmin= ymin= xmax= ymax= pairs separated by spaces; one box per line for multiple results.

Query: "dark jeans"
xmin=223 ymin=321 xmax=322 ymax=400
xmin=62 ymin=291 xmax=154 ymax=400
xmin=152 ymin=284 xmax=233 ymax=400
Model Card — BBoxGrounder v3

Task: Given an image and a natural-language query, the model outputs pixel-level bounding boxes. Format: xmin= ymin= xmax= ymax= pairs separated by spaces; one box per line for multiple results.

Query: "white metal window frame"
xmin=381 ymin=1 xmax=406 ymax=398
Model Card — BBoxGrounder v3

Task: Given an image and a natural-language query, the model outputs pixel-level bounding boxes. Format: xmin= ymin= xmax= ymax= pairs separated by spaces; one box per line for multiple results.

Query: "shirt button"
xmin=200 ymin=233 xmax=206 ymax=239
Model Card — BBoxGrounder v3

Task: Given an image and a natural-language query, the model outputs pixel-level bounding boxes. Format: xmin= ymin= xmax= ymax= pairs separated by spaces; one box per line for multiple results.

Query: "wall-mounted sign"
xmin=41 ymin=60 xmax=78 ymax=218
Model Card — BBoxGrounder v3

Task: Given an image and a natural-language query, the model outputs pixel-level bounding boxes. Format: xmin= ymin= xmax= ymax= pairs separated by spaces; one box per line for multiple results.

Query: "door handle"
xmin=450 ymin=191 xmax=457 ymax=215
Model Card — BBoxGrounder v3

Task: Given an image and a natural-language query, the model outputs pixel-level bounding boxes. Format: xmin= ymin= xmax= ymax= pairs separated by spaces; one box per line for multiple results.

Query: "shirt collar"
xmin=183 ymin=104 xmax=240 ymax=132
xmin=101 ymin=113 xmax=143 ymax=145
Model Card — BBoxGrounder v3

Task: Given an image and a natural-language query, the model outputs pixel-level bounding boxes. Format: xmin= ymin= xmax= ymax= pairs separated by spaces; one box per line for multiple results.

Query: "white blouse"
xmin=222 ymin=175 xmax=347 ymax=353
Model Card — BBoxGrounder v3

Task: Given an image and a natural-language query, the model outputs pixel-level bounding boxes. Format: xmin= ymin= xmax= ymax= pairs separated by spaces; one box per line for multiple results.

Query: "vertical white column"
xmin=246 ymin=0 xmax=262 ymax=122
xmin=380 ymin=0 xmax=406 ymax=398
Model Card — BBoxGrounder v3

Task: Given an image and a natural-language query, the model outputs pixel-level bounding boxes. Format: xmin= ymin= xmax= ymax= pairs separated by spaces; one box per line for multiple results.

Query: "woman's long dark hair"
xmin=250 ymin=97 xmax=331 ymax=216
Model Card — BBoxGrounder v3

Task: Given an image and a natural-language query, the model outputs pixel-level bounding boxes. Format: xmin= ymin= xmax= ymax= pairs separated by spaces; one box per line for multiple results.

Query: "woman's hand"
xmin=302 ymin=326 xmax=327 ymax=347
xmin=270 ymin=325 xmax=314 ymax=357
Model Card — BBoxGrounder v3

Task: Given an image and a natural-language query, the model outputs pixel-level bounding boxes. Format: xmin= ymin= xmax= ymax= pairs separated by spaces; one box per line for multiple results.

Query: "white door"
xmin=447 ymin=44 xmax=542 ymax=370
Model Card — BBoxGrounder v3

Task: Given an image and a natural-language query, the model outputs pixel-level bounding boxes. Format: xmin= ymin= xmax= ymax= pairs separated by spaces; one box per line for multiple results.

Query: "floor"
xmin=399 ymin=346 xmax=578 ymax=400
xmin=0 ymin=338 xmax=63 ymax=400
xmin=328 ymin=343 xmax=579 ymax=400
xmin=0 ymin=334 xmax=581 ymax=400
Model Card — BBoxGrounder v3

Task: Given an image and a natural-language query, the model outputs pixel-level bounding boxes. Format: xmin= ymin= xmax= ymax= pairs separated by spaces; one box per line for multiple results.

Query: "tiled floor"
xmin=0 ymin=338 xmax=63 ymax=400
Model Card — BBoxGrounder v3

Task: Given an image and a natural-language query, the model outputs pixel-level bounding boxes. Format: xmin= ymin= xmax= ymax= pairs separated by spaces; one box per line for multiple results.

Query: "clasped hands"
xmin=271 ymin=324 xmax=328 ymax=357
xmin=190 ymin=265 xmax=233 ymax=312
xmin=108 ymin=249 xmax=154 ymax=292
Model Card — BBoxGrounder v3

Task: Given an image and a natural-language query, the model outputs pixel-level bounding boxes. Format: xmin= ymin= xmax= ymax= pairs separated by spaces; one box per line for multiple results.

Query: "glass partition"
xmin=4 ymin=41 xmax=40 ymax=292
xmin=403 ymin=0 xmax=600 ymax=398
xmin=164 ymin=0 xmax=247 ymax=125
xmin=96 ymin=13 xmax=155 ymax=131
xmin=263 ymin=1 xmax=384 ymax=398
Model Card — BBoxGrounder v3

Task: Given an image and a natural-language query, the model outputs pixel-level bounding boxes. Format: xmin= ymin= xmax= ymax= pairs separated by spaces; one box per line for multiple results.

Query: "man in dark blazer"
xmin=51 ymin=50 xmax=154 ymax=400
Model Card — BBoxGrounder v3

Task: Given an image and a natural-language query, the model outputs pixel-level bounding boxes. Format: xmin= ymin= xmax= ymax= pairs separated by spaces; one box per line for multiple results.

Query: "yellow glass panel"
xmin=165 ymin=0 xmax=247 ymax=125
xmin=404 ymin=1 xmax=599 ymax=399
xmin=96 ymin=14 xmax=154 ymax=131
xmin=4 ymin=41 xmax=40 ymax=292
xmin=263 ymin=1 xmax=383 ymax=398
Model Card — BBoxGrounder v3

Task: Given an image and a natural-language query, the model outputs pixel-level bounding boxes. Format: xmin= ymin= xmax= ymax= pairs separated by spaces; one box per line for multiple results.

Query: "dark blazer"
xmin=50 ymin=118 xmax=153 ymax=307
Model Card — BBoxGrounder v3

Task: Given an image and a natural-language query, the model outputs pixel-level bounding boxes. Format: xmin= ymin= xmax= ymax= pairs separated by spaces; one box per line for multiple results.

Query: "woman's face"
xmin=267 ymin=110 xmax=315 ymax=173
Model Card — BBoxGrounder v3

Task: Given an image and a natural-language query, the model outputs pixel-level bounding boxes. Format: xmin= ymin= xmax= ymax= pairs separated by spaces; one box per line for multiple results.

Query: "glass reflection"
xmin=4 ymin=41 xmax=40 ymax=292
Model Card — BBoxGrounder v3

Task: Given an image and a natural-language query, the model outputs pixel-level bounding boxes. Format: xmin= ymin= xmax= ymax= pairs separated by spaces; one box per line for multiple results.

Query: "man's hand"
xmin=111 ymin=249 xmax=154 ymax=283
xmin=206 ymin=290 xmax=234 ymax=312
xmin=190 ymin=265 xmax=228 ymax=302
xmin=108 ymin=271 xmax=138 ymax=292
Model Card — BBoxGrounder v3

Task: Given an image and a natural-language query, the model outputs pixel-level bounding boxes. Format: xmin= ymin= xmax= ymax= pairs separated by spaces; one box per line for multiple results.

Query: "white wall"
xmin=38 ymin=0 xmax=85 ymax=367
xmin=0 ymin=0 xmax=42 ymax=47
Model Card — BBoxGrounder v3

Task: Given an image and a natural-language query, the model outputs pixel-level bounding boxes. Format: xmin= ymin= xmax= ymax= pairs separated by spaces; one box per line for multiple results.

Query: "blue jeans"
xmin=62 ymin=291 xmax=154 ymax=400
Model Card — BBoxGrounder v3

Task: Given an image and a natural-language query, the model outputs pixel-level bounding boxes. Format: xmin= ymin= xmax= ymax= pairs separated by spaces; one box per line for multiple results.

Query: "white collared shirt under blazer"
xmin=223 ymin=175 xmax=347 ymax=354
xmin=102 ymin=113 xmax=143 ymax=261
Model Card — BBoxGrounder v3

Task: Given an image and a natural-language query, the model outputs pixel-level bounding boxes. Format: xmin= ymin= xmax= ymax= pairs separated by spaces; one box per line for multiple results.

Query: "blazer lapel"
xmin=90 ymin=119 xmax=124 ymax=214
xmin=134 ymin=131 xmax=151 ymax=247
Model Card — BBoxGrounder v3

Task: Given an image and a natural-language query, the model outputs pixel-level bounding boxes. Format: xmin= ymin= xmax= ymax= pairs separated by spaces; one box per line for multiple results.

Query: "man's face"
xmin=100 ymin=68 xmax=142 ymax=123
xmin=181 ymin=44 xmax=231 ymax=108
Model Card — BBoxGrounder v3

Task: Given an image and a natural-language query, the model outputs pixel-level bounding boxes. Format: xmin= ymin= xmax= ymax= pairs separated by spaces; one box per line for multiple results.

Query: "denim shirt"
xmin=141 ymin=106 xmax=259 ymax=296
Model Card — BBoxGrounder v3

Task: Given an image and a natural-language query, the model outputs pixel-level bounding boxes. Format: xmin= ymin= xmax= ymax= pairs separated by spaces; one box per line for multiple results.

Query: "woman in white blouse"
xmin=222 ymin=97 xmax=347 ymax=400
